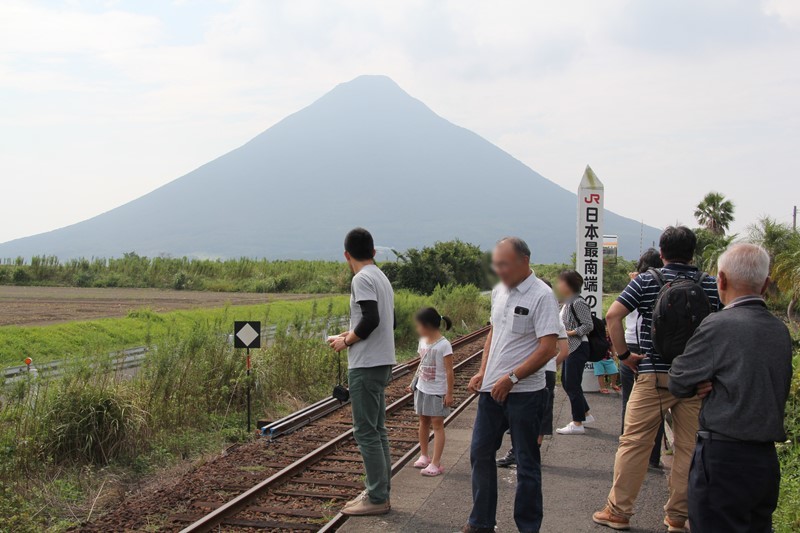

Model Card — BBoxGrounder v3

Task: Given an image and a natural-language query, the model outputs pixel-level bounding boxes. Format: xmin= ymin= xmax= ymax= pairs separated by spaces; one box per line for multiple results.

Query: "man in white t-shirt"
xmin=328 ymin=228 xmax=395 ymax=517
xmin=460 ymin=237 xmax=560 ymax=533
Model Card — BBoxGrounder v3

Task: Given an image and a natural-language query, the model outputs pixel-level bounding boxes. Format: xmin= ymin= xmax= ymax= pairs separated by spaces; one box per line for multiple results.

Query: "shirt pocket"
xmin=511 ymin=311 xmax=531 ymax=335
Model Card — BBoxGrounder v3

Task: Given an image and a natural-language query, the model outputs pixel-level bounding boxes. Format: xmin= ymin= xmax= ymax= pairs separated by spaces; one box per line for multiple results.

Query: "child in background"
xmin=407 ymin=307 xmax=454 ymax=477
xmin=595 ymin=323 xmax=620 ymax=394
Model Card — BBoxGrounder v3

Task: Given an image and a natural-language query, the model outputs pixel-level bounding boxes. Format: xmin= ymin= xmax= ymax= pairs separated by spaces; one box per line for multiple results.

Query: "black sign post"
xmin=234 ymin=321 xmax=261 ymax=433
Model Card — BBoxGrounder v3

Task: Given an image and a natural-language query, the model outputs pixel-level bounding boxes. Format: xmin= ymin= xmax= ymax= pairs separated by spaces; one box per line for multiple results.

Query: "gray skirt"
xmin=414 ymin=388 xmax=451 ymax=417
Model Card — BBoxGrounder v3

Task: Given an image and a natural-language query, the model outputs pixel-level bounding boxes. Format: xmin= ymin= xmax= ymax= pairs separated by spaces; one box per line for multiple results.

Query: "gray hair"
xmin=717 ymin=243 xmax=770 ymax=292
xmin=497 ymin=236 xmax=531 ymax=260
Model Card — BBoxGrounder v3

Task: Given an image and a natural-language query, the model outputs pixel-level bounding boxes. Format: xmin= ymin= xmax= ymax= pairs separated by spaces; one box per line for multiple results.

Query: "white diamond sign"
xmin=234 ymin=321 xmax=261 ymax=349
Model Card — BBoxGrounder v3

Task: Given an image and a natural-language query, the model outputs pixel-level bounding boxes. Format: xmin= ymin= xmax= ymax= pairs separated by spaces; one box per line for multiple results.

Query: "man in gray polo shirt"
xmin=328 ymin=227 xmax=396 ymax=517
xmin=461 ymin=237 xmax=560 ymax=533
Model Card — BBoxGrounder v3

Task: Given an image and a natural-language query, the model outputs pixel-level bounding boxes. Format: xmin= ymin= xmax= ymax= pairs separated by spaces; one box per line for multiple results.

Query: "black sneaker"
xmin=496 ymin=449 xmax=516 ymax=468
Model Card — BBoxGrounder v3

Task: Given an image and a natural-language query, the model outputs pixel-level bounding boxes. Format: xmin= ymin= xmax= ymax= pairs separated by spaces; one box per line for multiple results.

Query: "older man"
xmin=670 ymin=244 xmax=793 ymax=533
xmin=461 ymin=237 xmax=560 ymax=533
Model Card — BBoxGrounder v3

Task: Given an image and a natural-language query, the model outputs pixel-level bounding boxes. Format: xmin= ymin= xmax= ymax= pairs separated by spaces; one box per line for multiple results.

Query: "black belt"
xmin=697 ymin=430 xmax=772 ymax=445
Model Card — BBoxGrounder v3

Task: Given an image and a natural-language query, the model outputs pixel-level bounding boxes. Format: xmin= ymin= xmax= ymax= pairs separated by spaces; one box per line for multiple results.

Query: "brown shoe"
xmin=592 ymin=506 xmax=630 ymax=530
xmin=460 ymin=525 xmax=495 ymax=533
xmin=340 ymin=493 xmax=390 ymax=516
xmin=664 ymin=516 xmax=688 ymax=532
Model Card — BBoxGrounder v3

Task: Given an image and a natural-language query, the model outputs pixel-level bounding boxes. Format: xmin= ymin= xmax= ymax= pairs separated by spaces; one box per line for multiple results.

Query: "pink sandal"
xmin=600 ymin=389 xmax=610 ymax=394
xmin=413 ymin=455 xmax=431 ymax=469
xmin=421 ymin=464 xmax=444 ymax=477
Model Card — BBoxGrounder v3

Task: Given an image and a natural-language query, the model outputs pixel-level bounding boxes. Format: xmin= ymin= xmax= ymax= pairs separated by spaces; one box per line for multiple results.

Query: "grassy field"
xmin=0 ymin=296 xmax=350 ymax=368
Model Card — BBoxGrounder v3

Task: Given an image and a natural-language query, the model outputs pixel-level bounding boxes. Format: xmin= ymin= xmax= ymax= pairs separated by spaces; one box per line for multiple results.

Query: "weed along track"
xmin=79 ymin=326 xmax=489 ymax=532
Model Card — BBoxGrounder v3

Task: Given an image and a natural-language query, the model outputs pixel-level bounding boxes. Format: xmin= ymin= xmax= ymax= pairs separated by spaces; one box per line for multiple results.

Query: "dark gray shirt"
xmin=669 ymin=297 xmax=793 ymax=442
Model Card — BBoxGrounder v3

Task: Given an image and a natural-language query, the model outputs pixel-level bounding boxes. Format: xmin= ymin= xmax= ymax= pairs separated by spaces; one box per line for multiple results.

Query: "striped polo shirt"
xmin=617 ymin=263 xmax=720 ymax=374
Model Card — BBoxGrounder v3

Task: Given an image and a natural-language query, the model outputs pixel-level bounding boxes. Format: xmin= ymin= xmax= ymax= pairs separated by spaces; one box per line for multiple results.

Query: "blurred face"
xmin=492 ymin=242 xmax=530 ymax=287
xmin=556 ymin=278 xmax=574 ymax=300
xmin=415 ymin=320 xmax=436 ymax=339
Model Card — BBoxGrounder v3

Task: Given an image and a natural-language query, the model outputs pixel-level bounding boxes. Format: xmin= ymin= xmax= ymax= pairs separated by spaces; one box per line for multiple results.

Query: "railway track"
xmin=80 ymin=326 xmax=489 ymax=533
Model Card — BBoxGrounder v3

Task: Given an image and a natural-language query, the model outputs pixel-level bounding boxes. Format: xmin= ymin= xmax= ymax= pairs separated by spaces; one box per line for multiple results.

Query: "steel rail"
xmin=179 ymin=341 xmax=487 ymax=533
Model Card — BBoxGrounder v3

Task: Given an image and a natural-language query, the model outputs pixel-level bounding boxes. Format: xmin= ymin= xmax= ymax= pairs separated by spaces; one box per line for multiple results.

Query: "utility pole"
xmin=793 ymin=205 xmax=797 ymax=232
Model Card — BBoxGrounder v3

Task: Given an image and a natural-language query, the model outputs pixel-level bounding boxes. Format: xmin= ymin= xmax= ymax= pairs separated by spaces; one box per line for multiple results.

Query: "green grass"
xmin=0 ymin=297 xmax=350 ymax=368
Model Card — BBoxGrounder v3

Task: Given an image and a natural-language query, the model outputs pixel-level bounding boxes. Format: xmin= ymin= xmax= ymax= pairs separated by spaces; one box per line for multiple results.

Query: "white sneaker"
xmin=556 ymin=422 xmax=585 ymax=435
xmin=584 ymin=414 xmax=596 ymax=426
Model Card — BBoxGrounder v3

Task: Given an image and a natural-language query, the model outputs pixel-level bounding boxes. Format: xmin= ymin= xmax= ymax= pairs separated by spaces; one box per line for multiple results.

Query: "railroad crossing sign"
xmin=234 ymin=321 xmax=261 ymax=349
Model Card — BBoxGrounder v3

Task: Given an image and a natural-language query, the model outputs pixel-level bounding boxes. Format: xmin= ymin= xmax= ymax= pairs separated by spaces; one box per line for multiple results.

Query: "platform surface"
xmin=341 ymin=386 xmax=672 ymax=533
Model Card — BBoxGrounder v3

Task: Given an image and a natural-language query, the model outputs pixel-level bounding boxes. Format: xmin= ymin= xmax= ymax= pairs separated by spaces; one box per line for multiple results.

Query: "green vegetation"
xmin=381 ymin=240 xmax=491 ymax=293
xmin=0 ymin=285 xmax=489 ymax=531
xmin=775 ymin=336 xmax=800 ymax=533
xmin=694 ymin=191 xmax=735 ymax=236
xmin=0 ymin=297 xmax=350 ymax=367
xmin=0 ymin=253 xmax=352 ymax=293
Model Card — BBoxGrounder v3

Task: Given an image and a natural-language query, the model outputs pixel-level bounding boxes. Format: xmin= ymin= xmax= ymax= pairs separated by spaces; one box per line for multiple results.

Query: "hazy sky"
xmin=1 ymin=0 xmax=799 ymax=245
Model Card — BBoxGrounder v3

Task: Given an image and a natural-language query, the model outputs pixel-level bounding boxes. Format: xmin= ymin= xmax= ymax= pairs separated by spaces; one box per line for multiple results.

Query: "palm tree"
xmin=694 ymin=192 xmax=735 ymax=236
xmin=747 ymin=216 xmax=794 ymax=268
xmin=773 ymin=232 xmax=800 ymax=327
xmin=700 ymin=234 xmax=737 ymax=274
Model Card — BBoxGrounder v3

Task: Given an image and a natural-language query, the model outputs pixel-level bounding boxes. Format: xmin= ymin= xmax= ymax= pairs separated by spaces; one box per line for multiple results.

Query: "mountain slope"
xmin=0 ymin=75 xmax=660 ymax=262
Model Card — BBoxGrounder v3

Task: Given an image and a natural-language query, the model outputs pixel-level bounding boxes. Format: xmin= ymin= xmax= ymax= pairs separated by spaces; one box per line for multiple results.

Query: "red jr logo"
xmin=584 ymin=194 xmax=601 ymax=204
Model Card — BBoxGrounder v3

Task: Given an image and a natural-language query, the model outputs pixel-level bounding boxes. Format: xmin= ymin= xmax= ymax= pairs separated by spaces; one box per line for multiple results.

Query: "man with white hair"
xmin=669 ymin=243 xmax=793 ymax=533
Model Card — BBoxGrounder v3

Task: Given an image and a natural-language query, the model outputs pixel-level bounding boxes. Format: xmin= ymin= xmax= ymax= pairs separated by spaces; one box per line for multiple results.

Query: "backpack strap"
xmin=569 ymin=298 xmax=587 ymax=329
xmin=648 ymin=267 xmax=666 ymax=288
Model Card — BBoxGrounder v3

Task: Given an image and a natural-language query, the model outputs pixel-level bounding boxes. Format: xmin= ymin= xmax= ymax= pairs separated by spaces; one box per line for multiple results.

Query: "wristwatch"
xmin=618 ymin=350 xmax=631 ymax=361
xmin=508 ymin=372 xmax=520 ymax=384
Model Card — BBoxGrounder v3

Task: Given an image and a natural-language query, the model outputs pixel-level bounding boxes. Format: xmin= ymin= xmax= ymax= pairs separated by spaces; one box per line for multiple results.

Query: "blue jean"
xmin=469 ymin=390 xmax=547 ymax=533
xmin=561 ymin=341 xmax=590 ymax=422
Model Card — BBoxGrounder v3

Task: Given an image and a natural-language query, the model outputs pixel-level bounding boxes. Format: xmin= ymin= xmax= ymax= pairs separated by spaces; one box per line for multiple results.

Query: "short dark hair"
xmin=558 ymin=269 xmax=584 ymax=294
xmin=659 ymin=226 xmax=697 ymax=263
xmin=636 ymin=248 xmax=664 ymax=273
xmin=344 ymin=227 xmax=375 ymax=261
xmin=415 ymin=307 xmax=453 ymax=331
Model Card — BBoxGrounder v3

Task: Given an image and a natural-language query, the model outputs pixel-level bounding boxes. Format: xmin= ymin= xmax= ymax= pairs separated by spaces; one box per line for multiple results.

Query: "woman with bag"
xmin=556 ymin=270 xmax=596 ymax=436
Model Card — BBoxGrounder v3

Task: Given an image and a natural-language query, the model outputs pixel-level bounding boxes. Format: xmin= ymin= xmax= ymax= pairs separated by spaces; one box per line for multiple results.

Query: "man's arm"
xmin=606 ymin=301 xmax=644 ymax=370
xmin=669 ymin=322 xmax=716 ymax=398
xmin=555 ymin=337 xmax=570 ymax=365
xmin=468 ymin=327 xmax=492 ymax=393
xmin=490 ymin=334 xmax=557 ymax=402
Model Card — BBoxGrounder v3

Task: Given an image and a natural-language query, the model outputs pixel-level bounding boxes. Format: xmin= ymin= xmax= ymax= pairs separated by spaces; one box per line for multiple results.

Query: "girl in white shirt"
xmin=407 ymin=307 xmax=454 ymax=477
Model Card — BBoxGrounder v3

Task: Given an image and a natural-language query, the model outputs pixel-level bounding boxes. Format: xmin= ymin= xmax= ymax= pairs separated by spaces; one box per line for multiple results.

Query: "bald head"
xmin=493 ymin=236 xmax=532 ymax=287
xmin=717 ymin=243 xmax=770 ymax=302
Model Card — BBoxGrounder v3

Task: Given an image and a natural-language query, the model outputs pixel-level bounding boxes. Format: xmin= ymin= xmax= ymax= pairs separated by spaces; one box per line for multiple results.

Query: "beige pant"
xmin=607 ymin=372 xmax=700 ymax=520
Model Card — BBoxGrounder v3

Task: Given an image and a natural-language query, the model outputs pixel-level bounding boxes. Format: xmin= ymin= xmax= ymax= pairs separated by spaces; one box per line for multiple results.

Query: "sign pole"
xmin=233 ymin=321 xmax=260 ymax=434
xmin=577 ymin=165 xmax=604 ymax=317
xmin=246 ymin=347 xmax=252 ymax=434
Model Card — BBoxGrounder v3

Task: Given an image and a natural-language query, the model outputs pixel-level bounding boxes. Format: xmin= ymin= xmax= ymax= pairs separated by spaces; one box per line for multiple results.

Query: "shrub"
xmin=41 ymin=382 xmax=149 ymax=465
xmin=12 ymin=268 xmax=30 ymax=284
xmin=172 ymin=271 xmax=189 ymax=291
xmin=74 ymin=271 xmax=94 ymax=287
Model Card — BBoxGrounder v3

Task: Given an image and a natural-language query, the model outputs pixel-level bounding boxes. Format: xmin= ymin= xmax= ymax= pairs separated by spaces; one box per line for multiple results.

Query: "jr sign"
xmin=577 ymin=165 xmax=604 ymax=317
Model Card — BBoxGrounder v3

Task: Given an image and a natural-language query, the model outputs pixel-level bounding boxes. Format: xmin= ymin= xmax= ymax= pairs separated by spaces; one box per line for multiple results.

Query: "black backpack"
xmin=649 ymin=268 xmax=713 ymax=364
xmin=570 ymin=301 xmax=610 ymax=363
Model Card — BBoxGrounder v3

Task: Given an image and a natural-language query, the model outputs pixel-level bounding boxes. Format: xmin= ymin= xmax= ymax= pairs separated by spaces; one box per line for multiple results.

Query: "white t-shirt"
xmin=545 ymin=322 xmax=568 ymax=372
xmin=348 ymin=264 xmax=396 ymax=369
xmin=624 ymin=308 xmax=641 ymax=346
xmin=481 ymin=273 xmax=562 ymax=393
xmin=416 ymin=337 xmax=454 ymax=396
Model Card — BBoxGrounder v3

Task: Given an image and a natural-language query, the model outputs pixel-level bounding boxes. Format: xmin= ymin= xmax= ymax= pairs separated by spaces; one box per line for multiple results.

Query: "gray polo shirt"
xmin=481 ymin=272 xmax=561 ymax=393
xmin=348 ymin=264 xmax=396 ymax=369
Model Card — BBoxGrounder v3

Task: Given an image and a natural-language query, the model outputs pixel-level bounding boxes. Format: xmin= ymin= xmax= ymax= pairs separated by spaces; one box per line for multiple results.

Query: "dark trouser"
xmin=621 ymin=344 xmax=664 ymax=465
xmin=561 ymin=342 xmax=590 ymax=422
xmin=470 ymin=390 xmax=547 ymax=533
xmin=540 ymin=370 xmax=557 ymax=436
xmin=689 ymin=436 xmax=780 ymax=533
xmin=349 ymin=365 xmax=393 ymax=504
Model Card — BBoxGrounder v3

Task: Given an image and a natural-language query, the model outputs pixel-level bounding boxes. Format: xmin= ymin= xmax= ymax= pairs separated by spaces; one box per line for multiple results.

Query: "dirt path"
xmin=0 ymin=286 xmax=319 ymax=326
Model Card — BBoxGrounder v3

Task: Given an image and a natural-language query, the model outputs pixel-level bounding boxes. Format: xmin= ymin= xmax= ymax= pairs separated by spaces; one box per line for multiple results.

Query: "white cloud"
xmin=0 ymin=0 xmax=798 ymax=245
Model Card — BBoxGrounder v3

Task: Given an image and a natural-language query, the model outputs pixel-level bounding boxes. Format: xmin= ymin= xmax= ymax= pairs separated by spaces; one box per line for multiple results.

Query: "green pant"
xmin=349 ymin=365 xmax=393 ymax=504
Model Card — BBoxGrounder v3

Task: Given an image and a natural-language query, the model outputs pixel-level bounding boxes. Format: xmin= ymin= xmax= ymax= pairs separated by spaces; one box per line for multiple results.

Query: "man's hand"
xmin=696 ymin=380 xmax=713 ymax=399
xmin=490 ymin=375 xmax=514 ymax=403
xmin=621 ymin=353 xmax=645 ymax=372
xmin=467 ymin=372 xmax=484 ymax=394
xmin=328 ymin=336 xmax=348 ymax=353
xmin=444 ymin=393 xmax=454 ymax=407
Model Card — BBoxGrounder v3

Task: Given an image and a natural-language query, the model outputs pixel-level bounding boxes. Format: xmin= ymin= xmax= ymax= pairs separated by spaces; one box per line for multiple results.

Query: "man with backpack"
xmin=593 ymin=226 xmax=720 ymax=532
